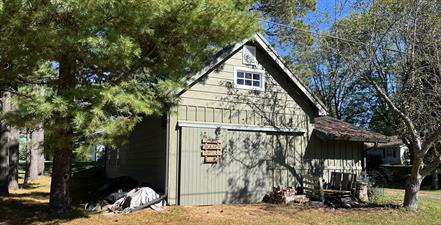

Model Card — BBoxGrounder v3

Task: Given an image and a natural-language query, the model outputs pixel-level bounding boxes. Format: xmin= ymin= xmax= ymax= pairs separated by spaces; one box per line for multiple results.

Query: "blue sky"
xmin=308 ymin=0 xmax=354 ymax=23
xmin=265 ymin=0 xmax=356 ymax=56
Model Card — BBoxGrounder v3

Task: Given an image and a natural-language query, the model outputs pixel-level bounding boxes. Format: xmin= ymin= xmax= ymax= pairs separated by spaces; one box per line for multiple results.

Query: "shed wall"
xmin=305 ymin=134 xmax=363 ymax=182
xmin=179 ymin=127 xmax=303 ymax=205
xmin=167 ymin=43 xmax=314 ymax=204
xmin=106 ymin=116 xmax=167 ymax=193
xmin=167 ymin=43 xmax=363 ymax=205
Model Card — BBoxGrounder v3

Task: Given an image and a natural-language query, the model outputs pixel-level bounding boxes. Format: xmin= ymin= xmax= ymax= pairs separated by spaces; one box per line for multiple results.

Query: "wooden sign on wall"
xmin=201 ymin=138 xmax=222 ymax=163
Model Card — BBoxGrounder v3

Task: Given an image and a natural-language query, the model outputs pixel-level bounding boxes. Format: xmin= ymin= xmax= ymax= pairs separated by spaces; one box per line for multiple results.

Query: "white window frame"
xmin=233 ymin=66 xmax=265 ymax=91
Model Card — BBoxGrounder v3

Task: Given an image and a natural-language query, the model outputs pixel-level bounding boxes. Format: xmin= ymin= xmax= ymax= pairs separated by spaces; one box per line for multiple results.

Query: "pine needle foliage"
xmin=0 ymin=0 xmax=259 ymax=148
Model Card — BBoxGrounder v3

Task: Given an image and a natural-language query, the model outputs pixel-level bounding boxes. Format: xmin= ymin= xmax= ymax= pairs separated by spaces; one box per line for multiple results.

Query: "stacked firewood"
xmin=263 ymin=186 xmax=310 ymax=204
xmin=263 ymin=186 xmax=295 ymax=204
xmin=273 ymin=186 xmax=296 ymax=202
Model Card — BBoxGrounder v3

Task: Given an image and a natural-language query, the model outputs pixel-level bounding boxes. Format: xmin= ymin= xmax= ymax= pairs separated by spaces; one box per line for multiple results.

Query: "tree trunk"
xmin=23 ymin=136 xmax=31 ymax=187
xmin=48 ymin=55 xmax=75 ymax=214
xmin=0 ymin=123 xmax=9 ymax=195
xmin=403 ymin=177 xmax=422 ymax=210
xmin=1 ymin=92 xmax=19 ymax=194
xmin=28 ymin=128 xmax=43 ymax=180
xmin=403 ymin=159 xmax=423 ymax=210
xmin=7 ymin=127 xmax=19 ymax=191
xmin=36 ymin=128 xmax=45 ymax=175
xmin=38 ymin=150 xmax=45 ymax=176
xmin=48 ymin=139 xmax=73 ymax=213
xmin=432 ymin=169 xmax=439 ymax=190
xmin=5 ymin=93 xmax=19 ymax=191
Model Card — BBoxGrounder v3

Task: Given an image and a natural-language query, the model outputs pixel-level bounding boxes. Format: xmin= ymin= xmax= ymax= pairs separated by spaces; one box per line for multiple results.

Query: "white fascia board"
xmin=254 ymin=33 xmax=328 ymax=116
xmin=176 ymin=33 xmax=328 ymax=116
xmin=176 ymin=40 xmax=248 ymax=96
xmin=177 ymin=121 xmax=306 ymax=134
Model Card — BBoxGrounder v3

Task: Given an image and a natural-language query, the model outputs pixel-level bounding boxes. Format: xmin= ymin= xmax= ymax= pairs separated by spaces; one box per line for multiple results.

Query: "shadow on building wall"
xmin=211 ymin=67 xmax=323 ymax=203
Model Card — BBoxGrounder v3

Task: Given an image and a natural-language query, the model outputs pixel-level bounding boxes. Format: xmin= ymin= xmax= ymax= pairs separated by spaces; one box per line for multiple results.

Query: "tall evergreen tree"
xmin=0 ymin=0 xmax=258 ymax=213
xmin=0 ymin=96 xmax=9 ymax=195
xmin=0 ymin=92 xmax=19 ymax=194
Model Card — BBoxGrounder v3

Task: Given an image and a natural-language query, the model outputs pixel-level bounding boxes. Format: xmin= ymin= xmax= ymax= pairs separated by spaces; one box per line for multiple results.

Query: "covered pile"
xmin=85 ymin=176 xmax=166 ymax=213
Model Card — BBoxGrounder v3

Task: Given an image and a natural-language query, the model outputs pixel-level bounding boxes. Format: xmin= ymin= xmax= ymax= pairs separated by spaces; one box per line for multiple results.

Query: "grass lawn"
xmin=1 ymin=163 xmax=441 ymax=225
xmin=424 ymin=189 xmax=441 ymax=195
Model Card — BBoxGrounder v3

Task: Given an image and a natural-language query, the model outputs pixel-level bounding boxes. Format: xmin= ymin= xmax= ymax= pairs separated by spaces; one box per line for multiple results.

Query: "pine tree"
xmin=0 ymin=92 xmax=19 ymax=194
xmin=0 ymin=0 xmax=258 ymax=213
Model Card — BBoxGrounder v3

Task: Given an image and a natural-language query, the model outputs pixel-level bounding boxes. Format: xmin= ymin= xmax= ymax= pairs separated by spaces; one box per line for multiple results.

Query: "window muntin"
xmin=234 ymin=68 xmax=264 ymax=91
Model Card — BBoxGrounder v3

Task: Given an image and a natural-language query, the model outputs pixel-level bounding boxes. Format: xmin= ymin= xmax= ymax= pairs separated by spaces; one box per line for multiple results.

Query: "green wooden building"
xmin=106 ymin=33 xmax=388 ymax=206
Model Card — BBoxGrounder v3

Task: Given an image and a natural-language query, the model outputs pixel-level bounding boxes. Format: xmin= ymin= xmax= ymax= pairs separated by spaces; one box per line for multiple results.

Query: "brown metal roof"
xmin=314 ymin=116 xmax=390 ymax=143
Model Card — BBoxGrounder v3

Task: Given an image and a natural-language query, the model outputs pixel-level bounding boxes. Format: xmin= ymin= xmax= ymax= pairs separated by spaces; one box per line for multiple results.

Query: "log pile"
xmin=263 ymin=186 xmax=305 ymax=204
xmin=272 ymin=186 xmax=296 ymax=203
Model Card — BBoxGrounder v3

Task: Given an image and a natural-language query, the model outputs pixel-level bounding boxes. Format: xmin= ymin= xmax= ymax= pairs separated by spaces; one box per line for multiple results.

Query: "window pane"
xmin=237 ymin=79 xmax=244 ymax=85
xmin=245 ymin=73 xmax=252 ymax=79
xmin=253 ymin=73 xmax=260 ymax=80
xmin=253 ymin=81 xmax=260 ymax=87
xmin=386 ymin=149 xmax=393 ymax=157
xmin=245 ymin=80 xmax=252 ymax=86
xmin=237 ymin=72 xmax=244 ymax=78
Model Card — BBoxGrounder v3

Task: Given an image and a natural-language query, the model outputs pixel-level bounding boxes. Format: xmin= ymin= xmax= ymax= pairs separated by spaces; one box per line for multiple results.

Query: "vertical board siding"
xmin=177 ymin=105 xmax=305 ymax=128
xmin=179 ymin=127 xmax=303 ymax=205
xmin=167 ymin=43 xmax=364 ymax=205
xmin=178 ymin=127 xmax=363 ymax=206
xmin=106 ymin=116 xmax=167 ymax=193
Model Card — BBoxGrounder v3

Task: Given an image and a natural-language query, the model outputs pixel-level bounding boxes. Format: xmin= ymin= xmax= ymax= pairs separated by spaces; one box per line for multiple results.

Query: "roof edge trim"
xmin=178 ymin=33 xmax=328 ymax=116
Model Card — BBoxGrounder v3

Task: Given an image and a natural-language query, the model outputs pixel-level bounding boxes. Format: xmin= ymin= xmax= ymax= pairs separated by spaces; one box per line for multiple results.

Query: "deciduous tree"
xmin=322 ymin=0 xmax=441 ymax=210
xmin=282 ymin=0 xmax=441 ymax=210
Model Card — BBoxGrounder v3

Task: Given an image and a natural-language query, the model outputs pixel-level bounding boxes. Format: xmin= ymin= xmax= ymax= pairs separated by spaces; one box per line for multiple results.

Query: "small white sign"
xmin=242 ymin=45 xmax=257 ymax=65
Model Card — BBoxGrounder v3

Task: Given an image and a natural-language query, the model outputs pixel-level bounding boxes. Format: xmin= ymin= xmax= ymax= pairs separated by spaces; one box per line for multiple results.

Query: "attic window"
xmin=234 ymin=67 xmax=265 ymax=91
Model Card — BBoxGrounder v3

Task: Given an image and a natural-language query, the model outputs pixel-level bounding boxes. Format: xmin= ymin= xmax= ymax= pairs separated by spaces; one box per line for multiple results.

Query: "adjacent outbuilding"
xmin=106 ymin=33 xmax=388 ymax=206
xmin=366 ymin=136 xmax=408 ymax=165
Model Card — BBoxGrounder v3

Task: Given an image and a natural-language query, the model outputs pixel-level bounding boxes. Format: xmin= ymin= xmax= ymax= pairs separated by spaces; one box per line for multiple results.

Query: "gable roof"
xmin=314 ymin=116 xmax=390 ymax=143
xmin=178 ymin=33 xmax=328 ymax=116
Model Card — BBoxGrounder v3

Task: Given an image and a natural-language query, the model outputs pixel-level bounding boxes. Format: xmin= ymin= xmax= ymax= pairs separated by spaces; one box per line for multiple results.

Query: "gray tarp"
xmin=110 ymin=187 xmax=165 ymax=212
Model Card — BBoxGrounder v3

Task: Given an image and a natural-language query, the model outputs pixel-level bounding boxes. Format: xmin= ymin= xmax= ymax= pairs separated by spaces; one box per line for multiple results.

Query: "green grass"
xmin=423 ymin=189 xmax=441 ymax=195
xmin=1 ymin=162 xmax=441 ymax=225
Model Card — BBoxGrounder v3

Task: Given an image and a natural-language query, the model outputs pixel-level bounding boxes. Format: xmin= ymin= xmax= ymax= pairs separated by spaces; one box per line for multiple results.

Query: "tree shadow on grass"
xmin=0 ymin=162 xmax=106 ymax=225
xmin=7 ymin=191 xmax=50 ymax=200
xmin=362 ymin=202 xmax=401 ymax=209
xmin=18 ymin=183 xmax=41 ymax=190
xmin=0 ymin=197 xmax=89 ymax=225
